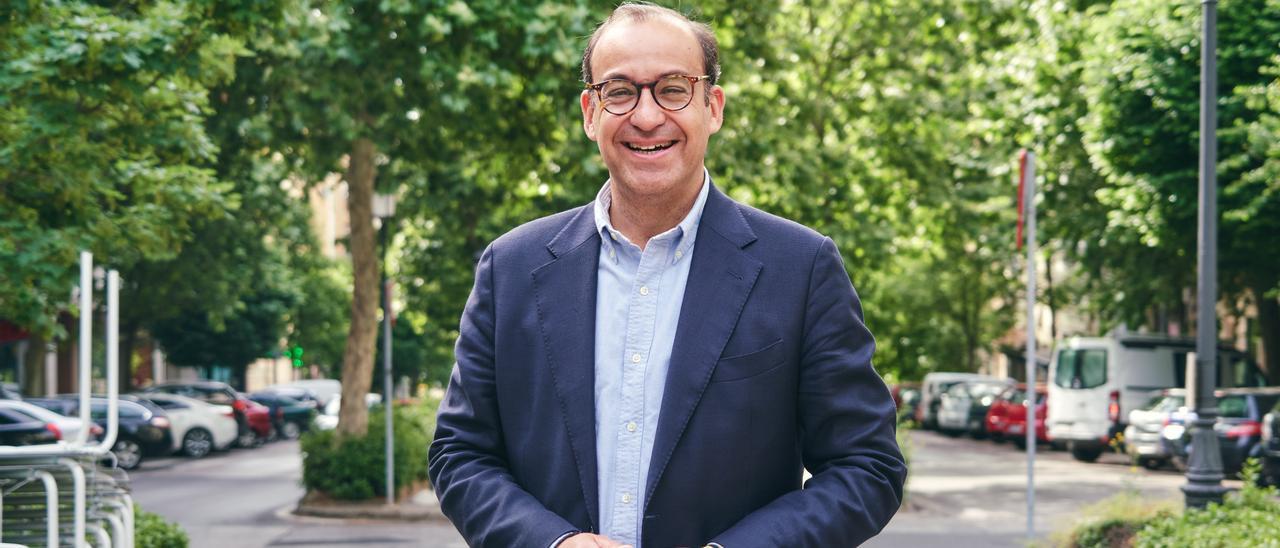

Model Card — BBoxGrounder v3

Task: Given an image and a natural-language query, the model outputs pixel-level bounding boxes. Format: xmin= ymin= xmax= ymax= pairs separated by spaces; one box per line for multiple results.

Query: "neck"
xmin=608 ymin=175 xmax=702 ymax=250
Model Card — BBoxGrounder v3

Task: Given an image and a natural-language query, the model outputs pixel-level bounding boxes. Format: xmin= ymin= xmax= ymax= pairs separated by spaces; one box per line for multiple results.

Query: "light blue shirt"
xmin=592 ymin=172 xmax=710 ymax=545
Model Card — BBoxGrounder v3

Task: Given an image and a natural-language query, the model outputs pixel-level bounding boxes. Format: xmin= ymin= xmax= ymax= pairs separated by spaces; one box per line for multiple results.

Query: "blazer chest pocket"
xmin=710 ymin=338 xmax=786 ymax=383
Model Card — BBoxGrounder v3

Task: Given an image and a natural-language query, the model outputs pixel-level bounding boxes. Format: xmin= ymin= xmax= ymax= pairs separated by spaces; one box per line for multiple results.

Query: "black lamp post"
xmin=1182 ymin=0 xmax=1226 ymax=509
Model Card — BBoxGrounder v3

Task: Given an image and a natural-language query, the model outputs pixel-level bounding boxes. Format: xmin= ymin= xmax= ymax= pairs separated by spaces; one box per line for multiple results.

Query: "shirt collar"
xmin=593 ymin=169 xmax=711 ymax=263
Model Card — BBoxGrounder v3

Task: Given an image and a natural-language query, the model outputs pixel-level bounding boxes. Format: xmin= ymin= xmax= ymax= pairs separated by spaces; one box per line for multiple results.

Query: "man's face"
xmin=580 ymin=18 xmax=725 ymax=200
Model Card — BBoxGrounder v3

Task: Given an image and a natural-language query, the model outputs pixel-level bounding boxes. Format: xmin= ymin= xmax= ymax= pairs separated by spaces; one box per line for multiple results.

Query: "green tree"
xmin=0 ymin=1 xmax=247 ymax=338
xmin=1079 ymin=0 xmax=1280 ymax=380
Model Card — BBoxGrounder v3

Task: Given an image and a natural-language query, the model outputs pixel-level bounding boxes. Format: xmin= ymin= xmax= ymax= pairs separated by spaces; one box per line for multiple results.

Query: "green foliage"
xmin=1057 ymin=489 xmax=1177 ymax=548
xmin=134 ymin=505 xmax=189 ymax=548
xmin=1061 ymin=462 xmax=1280 ymax=548
xmin=299 ymin=400 xmax=437 ymax=500
xmin=1135 ymin=462 xmax=1280 ymax=548
xmin=0 ymin=1 xmax=251 ymax=337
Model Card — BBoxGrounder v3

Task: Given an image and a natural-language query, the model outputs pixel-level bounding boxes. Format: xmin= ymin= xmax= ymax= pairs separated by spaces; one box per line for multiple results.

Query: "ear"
xmin=581 ymin=90 xmax=599 ymax=141
xmin=707 ymin=84 xmax=726 ymax=135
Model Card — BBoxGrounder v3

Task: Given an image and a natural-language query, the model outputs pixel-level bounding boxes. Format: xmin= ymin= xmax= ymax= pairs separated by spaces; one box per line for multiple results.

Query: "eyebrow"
xmin=598 ymin=70 xmax=688 ymax=82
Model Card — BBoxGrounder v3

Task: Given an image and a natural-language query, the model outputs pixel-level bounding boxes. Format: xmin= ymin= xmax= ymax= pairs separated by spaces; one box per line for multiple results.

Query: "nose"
xmin=627 ymin=87 xmax=667 ymax=131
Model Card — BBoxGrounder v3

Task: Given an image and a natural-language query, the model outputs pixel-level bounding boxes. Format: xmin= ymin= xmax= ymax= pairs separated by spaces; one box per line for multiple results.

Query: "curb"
xmin=290 ymin=489 xmax=449 ymax=523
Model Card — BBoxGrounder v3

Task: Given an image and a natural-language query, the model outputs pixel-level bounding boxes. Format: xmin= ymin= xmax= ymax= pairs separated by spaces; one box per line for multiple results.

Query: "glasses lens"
xmin=654 ymin=76 xmax=694 ymax=110
xmin=600 ymin=80 xmax=639 ymax=113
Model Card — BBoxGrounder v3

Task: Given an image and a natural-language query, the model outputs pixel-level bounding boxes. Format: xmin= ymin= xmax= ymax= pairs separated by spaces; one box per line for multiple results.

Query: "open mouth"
xmin=624 ymin=140 xmax=678 ymax=154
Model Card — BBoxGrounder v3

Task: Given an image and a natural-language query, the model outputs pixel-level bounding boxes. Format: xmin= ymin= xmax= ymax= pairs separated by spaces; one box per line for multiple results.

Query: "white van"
xmin=1046 ymin=335 xmax=1264 ymax=462
xmin=916 ymin=372 xmax=993 ymax=430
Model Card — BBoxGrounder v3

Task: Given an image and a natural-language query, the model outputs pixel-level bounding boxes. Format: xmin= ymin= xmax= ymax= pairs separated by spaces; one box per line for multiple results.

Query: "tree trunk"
xmin=1255 ymin=284 xmax=1280 ymax=386
xmin=337 ymin=137 xmax=379 ymax=438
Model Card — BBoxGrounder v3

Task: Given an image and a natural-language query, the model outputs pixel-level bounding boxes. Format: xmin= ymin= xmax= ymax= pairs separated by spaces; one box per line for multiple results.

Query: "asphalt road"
xmin=867 ymin=429 xmax=1228 ymax=547
xmin=127 ymin=429 xmax=1223 ymax=547
xmin=128 ymin=439 xmax=466 ymax=548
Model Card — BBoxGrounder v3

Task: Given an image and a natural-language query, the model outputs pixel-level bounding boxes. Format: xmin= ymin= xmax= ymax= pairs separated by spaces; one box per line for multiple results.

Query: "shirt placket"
xmin=606 ymin=236 xmax=670 ymax=544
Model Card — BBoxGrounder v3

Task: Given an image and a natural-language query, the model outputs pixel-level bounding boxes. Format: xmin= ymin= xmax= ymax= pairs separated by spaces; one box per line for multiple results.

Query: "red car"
xmin=985 ymin=384 xmax=1049 ymax=448
xmin=243 ymin=399 xmax=273 ymax=445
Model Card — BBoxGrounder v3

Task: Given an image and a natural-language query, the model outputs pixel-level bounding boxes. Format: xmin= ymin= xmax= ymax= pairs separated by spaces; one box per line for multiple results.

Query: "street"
xmin=128 ymin=430 xmax=1234 ymax=547
xmin=128 ymin=440 xmax=465 ymax=548
xmin=869 ymin=429 xmax=1228 ymax=547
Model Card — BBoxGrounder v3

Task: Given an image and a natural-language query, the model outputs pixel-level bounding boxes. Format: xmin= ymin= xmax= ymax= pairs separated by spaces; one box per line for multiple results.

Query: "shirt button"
xmin=622 ymin=493 xmax=632 ymax=504
xmin=626 ymin=421 xmax=637 ymax=432
xmin=639 ymin=286 xmax=649 ymax=296
xmin=631 ymin=353 xmax=642 ymax=364
xmin=675 ymin=250 xmax=684 ymax=259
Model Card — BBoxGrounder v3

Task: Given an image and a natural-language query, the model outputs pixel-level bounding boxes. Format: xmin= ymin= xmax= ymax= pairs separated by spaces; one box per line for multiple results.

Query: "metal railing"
xmin=1 ymin=252 xmax=135 ymax=547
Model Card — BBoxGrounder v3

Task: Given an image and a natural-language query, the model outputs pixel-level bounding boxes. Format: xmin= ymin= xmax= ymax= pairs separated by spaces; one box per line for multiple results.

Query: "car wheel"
xmin=112 ymin=439 xmax=143 ymax=470
xmin=236 ymin=430 xmax=257 ymax=448
xmin=1071 ymin=446 xmax=1103 ymax=463
xmin=1139 ymin=457 xmax=1164 ymax=471
xmin=281 ymin=421 xmax=301 ymax=440
xmin=183 ymin=428 xmax=214 ymax=458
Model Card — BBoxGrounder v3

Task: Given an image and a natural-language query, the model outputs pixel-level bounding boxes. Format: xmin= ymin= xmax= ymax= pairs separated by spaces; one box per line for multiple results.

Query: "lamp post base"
xmin=1181 ymin=417 xmax=1227 ymax=508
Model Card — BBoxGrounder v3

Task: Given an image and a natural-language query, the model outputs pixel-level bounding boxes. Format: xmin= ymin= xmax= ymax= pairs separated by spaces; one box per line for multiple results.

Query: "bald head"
xmin=581 ymin=2 xmax=721 ymax=86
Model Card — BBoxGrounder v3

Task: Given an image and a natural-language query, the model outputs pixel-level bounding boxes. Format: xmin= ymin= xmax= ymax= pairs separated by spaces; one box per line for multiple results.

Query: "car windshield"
xmin=1054 ymin=348 xmax=1107 ymax=389
xmin=1218 ymin=395 xmax=1248 ymax=418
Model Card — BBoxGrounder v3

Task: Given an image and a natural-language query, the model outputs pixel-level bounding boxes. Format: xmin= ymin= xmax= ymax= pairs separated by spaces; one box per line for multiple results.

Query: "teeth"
xmin=627 ymin=141 xmax=675 ymax=152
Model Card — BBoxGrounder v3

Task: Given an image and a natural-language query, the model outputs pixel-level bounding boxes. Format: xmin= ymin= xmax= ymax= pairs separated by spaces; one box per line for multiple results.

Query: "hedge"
xmin=300 ymin=399 xmax=437 ymax=501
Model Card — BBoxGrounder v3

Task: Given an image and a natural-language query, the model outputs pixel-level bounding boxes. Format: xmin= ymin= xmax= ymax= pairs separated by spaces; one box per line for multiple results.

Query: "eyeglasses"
xmin=586 ymin=74 xmax=711 ymax=115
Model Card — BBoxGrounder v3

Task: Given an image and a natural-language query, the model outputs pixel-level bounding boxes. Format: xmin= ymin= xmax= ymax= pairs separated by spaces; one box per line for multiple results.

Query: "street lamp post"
xmin=373 ymin=193 xmax=397 ymax=506
xmin=1182 ymin=0 xmax=1226 ymax=509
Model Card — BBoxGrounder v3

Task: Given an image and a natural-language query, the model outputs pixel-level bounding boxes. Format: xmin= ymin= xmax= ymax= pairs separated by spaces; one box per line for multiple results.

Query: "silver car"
xmin=1123 ymin=389 xmax=1185 ymax=470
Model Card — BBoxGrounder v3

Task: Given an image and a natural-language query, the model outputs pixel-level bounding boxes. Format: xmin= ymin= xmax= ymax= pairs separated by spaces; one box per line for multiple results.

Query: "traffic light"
xmin=290 ymin=346 xmax=304 ymax=368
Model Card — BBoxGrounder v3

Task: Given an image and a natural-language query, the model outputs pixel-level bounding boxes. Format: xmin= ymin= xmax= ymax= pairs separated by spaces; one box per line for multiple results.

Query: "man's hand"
xmin=559 ymin=533 xmax=632 ymax=548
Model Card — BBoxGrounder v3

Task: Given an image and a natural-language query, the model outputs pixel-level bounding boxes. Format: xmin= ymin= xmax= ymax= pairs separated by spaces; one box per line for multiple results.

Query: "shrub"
xmin=134 ymin=506 xmax=189 ymax=548
xmin=1057 ymin=489 xmax=1176 ymax=548
xmin=300 ymin=398 xmax=437 ymax=501
xmin=1134 ymin=462 xmax=1280 ymax=548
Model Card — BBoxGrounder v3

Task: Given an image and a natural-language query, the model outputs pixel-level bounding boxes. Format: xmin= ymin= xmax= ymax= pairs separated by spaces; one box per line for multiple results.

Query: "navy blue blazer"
xmin=429 ymin=184 xmax=906 ymax=547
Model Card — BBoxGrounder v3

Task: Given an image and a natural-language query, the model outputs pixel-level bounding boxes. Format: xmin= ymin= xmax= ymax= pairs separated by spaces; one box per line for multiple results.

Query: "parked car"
xmin=1047 ymin=334 xmax=1263 ymax=463
xmin=1262 ymin=403 xmax=1280 ymax=486
xmin=248 ymin=391 xmax=317 ymax=439
xmin=1162 ymin=387 xmax=1280 ymax=477
xmin=258 ymin=385 xmax=323 ymax=410
xmin=272 ymin=379 xmax=341 ymax=408
xmin=0 ymin=399 xmax=99 ymax=444
xmin=243 ymin=399 xmax=273 ymax=445
xmin=143 ymin=381 xmax=260 ymax=447
xmin=25 ymin=396 xmax=172 ymax=470
xmin=937 ymin=379 xmax=1013 ymax=438
xmin=916 ymin=372 xmax=993 ymax=430
xmin=896 ymin=387 xmax=921 ymax=425
xmin=312 ymin=393 xmax=383 ymax=432
xmin=1123 ymin=389 xmax=1186 ymax=470
xmin=136 ymin=393 xmax=238 ymax=458
xmin=985 ymin=384 xmax=1043 ymax=443
xmin=0 ymin=406 xmax=62 ymax=446
xmin=1003 ymin=386 xmax=1049 ymax=450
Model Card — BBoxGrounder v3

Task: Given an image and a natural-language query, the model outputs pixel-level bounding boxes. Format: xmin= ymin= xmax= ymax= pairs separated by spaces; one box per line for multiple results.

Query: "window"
xmin=1054 ymin=349 xmax=1107 ymax=389
xmin=1218 ymin=396 xmax=1247 ymax=419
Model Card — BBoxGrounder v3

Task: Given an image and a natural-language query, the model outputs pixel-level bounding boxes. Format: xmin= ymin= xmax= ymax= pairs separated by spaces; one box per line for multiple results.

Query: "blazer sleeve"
xmin=711 ymin=237 xmax=907 ymax=547
xmin=428 ymin=244 xmax=578 ymax=547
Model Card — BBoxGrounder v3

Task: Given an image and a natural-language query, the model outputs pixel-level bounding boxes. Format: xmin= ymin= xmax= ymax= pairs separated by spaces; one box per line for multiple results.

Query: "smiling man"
xmin=428 ymin=4 xmax=906 ymax=547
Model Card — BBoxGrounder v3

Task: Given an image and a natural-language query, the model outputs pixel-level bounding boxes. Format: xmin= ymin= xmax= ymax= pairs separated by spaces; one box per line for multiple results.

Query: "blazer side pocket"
xmin=710 ymin=338 xmax=786 ymax=383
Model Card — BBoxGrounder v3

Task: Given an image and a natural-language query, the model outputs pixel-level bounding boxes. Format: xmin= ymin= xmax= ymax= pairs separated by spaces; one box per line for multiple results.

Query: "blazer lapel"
xmin=645 ymin=186 xmax=762 ymax=507
xmin=531 ymin=206 xmax=601 ymax=531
